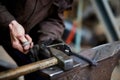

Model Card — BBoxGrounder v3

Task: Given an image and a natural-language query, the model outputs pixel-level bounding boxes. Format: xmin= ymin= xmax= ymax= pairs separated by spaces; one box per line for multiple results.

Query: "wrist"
xmin=9 ymin=20 xmax=18 ymax=27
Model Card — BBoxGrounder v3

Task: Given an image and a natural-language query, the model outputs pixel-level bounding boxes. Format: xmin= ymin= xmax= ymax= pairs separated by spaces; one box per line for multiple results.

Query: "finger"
xmin=9 ymin=23 xmax=28 ymax=53
xmin=18 ymin=35 xmax=29 ymax=50
xmin=11 ymin=38 xmax=24 ymax=52
xmin=10 ymin=31 xmax=24 ymax=53
xmin=16 ymin=44 xmax=24 ymax=52
xmin=23 ymin=43 xmax=30 ymax=51
xmin=9 ymin=24 xmax=13 ymax=31
xmin=10 ymin=31 xmax=20 ymax=47
xmin=9 ymin=25 xmax=23 ymax=42
xmin=10 ymin=32 xmax=16 ymax=42
xmin=9 ymin=25 xmax=16 ymax=41
xmin=15 ymin=42 xmax=28 ymax=54
xmin=9 ymin=21 xmax=27 ymax=44
xmin=9 ymin=24 xmax=16 ymax=35
xmin=30 ymin=42 xmax=34 ymax=48
xmin=18 ymin=36 xmax=28 ymax=43
xmin=25 ymin=34 xmax=32 ymax=43
xmin=24 ymin=34 xmax=33 ymax=49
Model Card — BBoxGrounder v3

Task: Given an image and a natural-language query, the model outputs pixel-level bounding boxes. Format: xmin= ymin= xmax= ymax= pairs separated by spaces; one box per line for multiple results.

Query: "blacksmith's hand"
xmin=9 ymin=20 xmax=33 ymax=53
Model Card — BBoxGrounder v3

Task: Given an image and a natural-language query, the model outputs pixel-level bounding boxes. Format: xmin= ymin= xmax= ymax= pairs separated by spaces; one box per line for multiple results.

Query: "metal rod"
xmin=0 ymin=57 xmax=58 ymax=80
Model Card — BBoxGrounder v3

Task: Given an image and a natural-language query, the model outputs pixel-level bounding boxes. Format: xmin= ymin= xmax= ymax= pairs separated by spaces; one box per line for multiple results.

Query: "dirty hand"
xmin=9 ymin=20 xmax=33 ymax=53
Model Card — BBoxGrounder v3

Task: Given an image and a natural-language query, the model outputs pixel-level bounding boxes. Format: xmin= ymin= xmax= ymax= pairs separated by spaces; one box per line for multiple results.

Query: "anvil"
xmin=40 ymin=41 xmax=120 ymax=80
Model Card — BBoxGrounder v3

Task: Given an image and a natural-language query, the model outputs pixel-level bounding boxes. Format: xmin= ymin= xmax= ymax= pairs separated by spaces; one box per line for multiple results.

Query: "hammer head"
xmin=50 ymin=48 xmax=73 ymax=71
xmin=28 ymin=42 xmax=73 ymax=71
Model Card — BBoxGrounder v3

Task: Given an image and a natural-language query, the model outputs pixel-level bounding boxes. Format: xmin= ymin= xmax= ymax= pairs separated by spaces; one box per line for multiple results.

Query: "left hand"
xmin=9 ymin=20 xmax=33 ymax=53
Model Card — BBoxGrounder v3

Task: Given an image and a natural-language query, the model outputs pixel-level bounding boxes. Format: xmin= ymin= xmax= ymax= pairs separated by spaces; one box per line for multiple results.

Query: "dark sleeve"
xmin=38 ymin=11 xmax=65 ymax=42
xmin=0 ymin=1 xmax=15 ymax=27
xmin=37 ymin=0 xmax=73 ymax=43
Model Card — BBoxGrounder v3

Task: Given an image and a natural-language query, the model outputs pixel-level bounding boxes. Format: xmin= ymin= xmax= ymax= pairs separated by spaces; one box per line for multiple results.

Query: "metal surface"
xmin=50 ymin=48 xmax=73 ymax=70
xmin=63 ymin=45 xmax=98 ymax=66
xmin=0 ymin=48 xmax=73 ymax=80
xmin=41 ymin=41 xmax=120 ymax=80
xmin=0 ymin=46 xmax=17 ymax=69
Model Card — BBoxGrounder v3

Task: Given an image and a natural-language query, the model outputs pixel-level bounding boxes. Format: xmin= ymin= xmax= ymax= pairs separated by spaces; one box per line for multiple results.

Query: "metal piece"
xmin=47 ymin=43 xmax=65 ymax=48
xmin=22 ymin=41 xmax=30 ymax=47
xmin=50 ymin=48 xmax=73 ymax=70
xmin=41 ymin=56 xmax=81 ymax=78
xmin=55 ymin=44 xmax=99 ymax=66
xmin=41 ymin=66 xmax=63 ymax=77
xmin=92 ymin=50 xmax=101 ymax=64
xmin=70 ymin=52 xmax=97 ymax=66
xmin=47 ymin=43 xmax=97 ymax=66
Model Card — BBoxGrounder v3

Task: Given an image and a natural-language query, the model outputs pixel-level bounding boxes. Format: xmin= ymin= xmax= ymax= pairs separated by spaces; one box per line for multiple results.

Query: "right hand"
xmin=9 ymin=20 xmax=33 ymax=53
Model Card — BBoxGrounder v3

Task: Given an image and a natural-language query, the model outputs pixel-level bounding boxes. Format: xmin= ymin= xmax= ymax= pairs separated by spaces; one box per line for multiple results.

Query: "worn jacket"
xmin=0 ymin=0 xmax=73 ymax=44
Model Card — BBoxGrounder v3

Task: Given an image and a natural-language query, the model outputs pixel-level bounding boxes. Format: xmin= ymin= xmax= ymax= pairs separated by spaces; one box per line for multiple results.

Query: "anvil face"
xmin=41 ymin=41 xmax=120 ymax=80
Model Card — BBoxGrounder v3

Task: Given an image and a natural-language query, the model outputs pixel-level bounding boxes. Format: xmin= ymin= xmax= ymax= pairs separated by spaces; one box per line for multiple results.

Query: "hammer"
xmin=0 ymin=48 xmax=73 ymax=80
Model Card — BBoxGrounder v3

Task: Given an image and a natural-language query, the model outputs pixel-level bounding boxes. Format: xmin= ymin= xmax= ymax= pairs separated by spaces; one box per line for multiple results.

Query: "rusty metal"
xmin=40 ymin=41 xmax=120 ymax=80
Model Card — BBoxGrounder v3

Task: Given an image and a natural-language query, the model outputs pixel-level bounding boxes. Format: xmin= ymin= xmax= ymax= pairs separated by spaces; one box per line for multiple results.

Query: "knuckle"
xmin=27 ymin=35 xmax=32 ymax=41
xmin=17 ymin=35 xmax=22 ymax=39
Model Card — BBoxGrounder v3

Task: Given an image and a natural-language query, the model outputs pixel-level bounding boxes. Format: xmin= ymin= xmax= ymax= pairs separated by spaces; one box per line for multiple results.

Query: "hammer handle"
xmin=0 ymin=57 xmax=58 ymax=80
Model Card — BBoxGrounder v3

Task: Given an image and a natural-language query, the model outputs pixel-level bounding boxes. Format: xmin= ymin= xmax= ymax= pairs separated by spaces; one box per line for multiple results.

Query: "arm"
xmin=37 ymin=0 xmax=73 ymax=43
xmin=0 ymin=1 xmax=15 ymax=27
xmin=38 ymin=11 xmax=65 ymax=42
xmin=9 ymin=20 xmax=33 ymax=53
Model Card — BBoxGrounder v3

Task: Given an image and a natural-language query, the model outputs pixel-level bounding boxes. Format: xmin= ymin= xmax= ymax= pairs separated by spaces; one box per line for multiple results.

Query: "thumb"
xmin=9 ymin=24 xmax=13 ymax=31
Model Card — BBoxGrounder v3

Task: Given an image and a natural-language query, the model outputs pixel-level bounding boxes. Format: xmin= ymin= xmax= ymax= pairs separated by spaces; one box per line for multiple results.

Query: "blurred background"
xmin=62 ymin=0 xmax=120 ymax=53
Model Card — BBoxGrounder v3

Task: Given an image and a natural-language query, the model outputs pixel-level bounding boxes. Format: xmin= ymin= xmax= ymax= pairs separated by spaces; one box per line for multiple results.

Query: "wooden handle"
xmin=0 ymin=57 xmax=58 ymax=80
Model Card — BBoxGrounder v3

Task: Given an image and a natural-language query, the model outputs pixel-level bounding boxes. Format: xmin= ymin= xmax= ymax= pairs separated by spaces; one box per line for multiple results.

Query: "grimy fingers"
xmin=10 ymin=32 xmax=24 ymax=53
xmin=25 ymin=34 xmax=34 ymax=48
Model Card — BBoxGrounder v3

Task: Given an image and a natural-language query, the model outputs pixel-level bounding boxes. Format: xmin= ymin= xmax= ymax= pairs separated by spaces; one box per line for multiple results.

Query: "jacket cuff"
xmin=0 ymin=11 xmax=15 ymax=27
